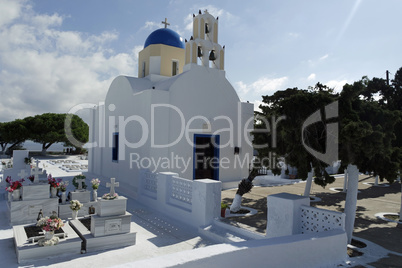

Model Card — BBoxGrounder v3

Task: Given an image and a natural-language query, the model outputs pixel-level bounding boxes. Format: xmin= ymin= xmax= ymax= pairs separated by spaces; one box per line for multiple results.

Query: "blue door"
xmin=193 ymin=134 xmax=219 ymax=180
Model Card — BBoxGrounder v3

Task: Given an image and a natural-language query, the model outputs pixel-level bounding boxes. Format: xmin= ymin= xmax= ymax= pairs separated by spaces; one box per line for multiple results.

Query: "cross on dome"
xmin=162 ymin=18 xmax=170 ymax=28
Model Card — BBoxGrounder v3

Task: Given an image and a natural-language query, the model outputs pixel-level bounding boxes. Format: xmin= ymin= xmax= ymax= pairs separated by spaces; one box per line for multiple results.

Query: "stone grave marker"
xmin=106 ymin=177 xmax=119 ymax=195
xmin=30 ymin=160 xmax=43 ymax=184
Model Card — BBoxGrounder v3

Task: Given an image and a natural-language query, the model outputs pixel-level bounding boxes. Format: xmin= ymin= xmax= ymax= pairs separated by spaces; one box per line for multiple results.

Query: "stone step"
xmin=199 ymin=220 xmax=264 ymax=244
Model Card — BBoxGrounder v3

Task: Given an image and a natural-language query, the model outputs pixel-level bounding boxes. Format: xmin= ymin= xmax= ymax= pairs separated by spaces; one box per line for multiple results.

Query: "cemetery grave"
xmin=13 ymin=220 xmax=82 ymax=263
xmin=69 ymin=177 xmax=136 ymax=253
xmin=1 ymin=153 xmax=400 ymax=266
xmin=11 ymin=176 xmax=136 ymax=263
xmin=47 ymin=159 xmax=88 ymax=172
xmin=2 ymin=152 xmax=136 ymax=263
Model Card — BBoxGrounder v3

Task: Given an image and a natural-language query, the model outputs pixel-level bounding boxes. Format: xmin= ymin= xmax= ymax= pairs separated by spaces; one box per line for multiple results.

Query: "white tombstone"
xmin=98 ymin=196 xmax=127 ymax=217
xmin=106 ymin=178 xmax=119 ymax=195
xmin=12 ymin=150 xmax=29 ymax=171
xmin=30 ymin=160 xmax=43 ymax=184
xmin=2 ymin=150 xmax=30 ymax=184
xmin=17 ymin=169 xmax=28 ymax=179
xmin=76 ymin=178 xmax=86 ymax=190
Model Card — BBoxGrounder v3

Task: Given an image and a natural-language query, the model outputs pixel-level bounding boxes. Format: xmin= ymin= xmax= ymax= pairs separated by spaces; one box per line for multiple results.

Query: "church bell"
xmin=209 ymin=50 xmax=216 ymax=61
xmin=198 ymin=46 xmax=203 ymax=57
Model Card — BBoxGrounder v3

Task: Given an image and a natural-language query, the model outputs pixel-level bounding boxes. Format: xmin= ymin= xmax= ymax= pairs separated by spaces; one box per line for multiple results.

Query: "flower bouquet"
xmin=48 ymin=174 xmax=62 ymax=188
xmin=91 ymin=178 xmax=100 ymax=190
xmin=58 ymin=181 xmax=69 ymax=192
xmin=69 ymin=199 xmax=83 ymax=220
xmin=5 ymin=178 xmax=24 ymax=191
xmin=28 ymin=175 xmax=35 ymax=183
xmin=36 ymin=216 xmax=64 ymax=232
xmin=69 ymin=200 xmax=83 ymax=211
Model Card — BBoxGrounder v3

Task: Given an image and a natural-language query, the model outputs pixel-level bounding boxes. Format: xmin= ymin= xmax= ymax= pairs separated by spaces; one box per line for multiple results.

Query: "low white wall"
xmin=123 ymin=229 xmax=348 ymax=268
xmin=267 ymin=193 xmax=346 ymax=238
xmin=136 ymin=170 xmax=221 ymax=228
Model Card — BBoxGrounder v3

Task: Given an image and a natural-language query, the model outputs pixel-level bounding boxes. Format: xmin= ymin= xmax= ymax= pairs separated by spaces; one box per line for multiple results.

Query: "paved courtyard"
xmin=222 ymin=174 xmax=402 ymax=267
xmin=1 ymin=155 xmax=401 ymax=267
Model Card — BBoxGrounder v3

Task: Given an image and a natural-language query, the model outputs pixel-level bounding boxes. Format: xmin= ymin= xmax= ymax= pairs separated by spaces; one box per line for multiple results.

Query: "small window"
xmin=142 ymin=61 xmax=146 ymax=77
xmin=112 ymin=132 xmax=118 ymax=162
xmin=172 ymin=61 xmax=178 ymax=76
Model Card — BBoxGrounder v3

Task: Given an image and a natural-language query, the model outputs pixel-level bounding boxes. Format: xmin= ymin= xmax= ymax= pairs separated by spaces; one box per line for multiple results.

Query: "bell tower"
xmin=185 ymin=10 xmax=224 ymax=70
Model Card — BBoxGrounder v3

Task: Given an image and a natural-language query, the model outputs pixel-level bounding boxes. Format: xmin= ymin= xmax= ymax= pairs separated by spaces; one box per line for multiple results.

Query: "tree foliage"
xmin=339 ymin=79 xmax=401 ymax=183
xmin=254 ymin=84 xmax=337 ymax=186
xmin=0 ymin=113 xmax=88 ymax=154
xmin=0 ymin=119 xmax=30 ymax=154
xmin=254 ymin=70 xmax=402 ymax=187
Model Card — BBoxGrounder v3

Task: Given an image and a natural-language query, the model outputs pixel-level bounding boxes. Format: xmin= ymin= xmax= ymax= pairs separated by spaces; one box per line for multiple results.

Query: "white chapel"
xmin=88 ymin=10 xmax=254 ymax=190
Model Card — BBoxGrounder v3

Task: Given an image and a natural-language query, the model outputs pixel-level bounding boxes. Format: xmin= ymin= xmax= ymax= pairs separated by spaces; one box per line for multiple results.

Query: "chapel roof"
xmin=143 ymin=28 xmax=185 ymax=49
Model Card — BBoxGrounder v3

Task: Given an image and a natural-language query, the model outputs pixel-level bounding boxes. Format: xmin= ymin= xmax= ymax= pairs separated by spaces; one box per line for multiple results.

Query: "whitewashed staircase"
xmin=198 ymin=219 xmax=264 ymax=244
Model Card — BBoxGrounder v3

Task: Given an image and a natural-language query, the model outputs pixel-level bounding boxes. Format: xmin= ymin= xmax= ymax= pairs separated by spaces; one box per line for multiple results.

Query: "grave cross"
xmin=30 ymin=159 xmax=43 ymax=184
xmin=162 ymin=18 xmax=170 ymax=28
xmin=18 ymin=169 xmax=28 ymax=179
xmin=106 ymin=177 xmax=119 ymax=195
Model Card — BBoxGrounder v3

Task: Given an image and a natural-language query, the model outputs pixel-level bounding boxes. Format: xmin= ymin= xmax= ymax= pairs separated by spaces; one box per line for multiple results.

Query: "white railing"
xmin=300 ymin=205 xmax=345 ymax=234
xmin=138 ymin=169 xmax=221 ymax=228
xmin=167 ymin=176 xmax=192 ymax=211
xmin=141 ymin=169 xmax=157 ymax=199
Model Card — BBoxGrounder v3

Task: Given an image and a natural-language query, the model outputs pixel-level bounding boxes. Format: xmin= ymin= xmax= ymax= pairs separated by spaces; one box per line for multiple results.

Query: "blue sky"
xmin=1 ymin=0 xmax=401 ymax=122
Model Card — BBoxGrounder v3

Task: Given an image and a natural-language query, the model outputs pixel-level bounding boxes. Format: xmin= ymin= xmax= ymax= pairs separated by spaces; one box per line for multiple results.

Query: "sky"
xmin=0 ymin=0 xmax=401 ymax=123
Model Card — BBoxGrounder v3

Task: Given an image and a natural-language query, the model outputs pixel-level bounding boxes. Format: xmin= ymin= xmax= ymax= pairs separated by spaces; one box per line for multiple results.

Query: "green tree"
xmin=0 ymin=119 xmax=29 ymax=154
xmin=26 ymin=113 xmax=88 ymax=154
xmin=254 ymin=84 xmax=338 ymax=186
xmin=253 ymin=77 xmax=401 ymax=243
xmin=339 ymin=79 xmax=401 ymax=182
xmin=338 ymin=78 xmax=401 ymax=243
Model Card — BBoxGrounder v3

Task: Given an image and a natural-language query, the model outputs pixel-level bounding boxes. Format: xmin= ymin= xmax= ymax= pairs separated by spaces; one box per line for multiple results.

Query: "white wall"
xmin=126 ymin=229 xmax=348 ymax=268
xmin=167 ymin=66 xmax=253 ymax=182
xmin=90 ymin=66 xmax=254 ymax=193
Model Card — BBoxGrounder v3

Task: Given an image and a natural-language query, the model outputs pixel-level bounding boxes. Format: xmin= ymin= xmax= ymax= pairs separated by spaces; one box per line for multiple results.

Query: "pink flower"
xmin=5 ymin=186 xmax=14 ymax=193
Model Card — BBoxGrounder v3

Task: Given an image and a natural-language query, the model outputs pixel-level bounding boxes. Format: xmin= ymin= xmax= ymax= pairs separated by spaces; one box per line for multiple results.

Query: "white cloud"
xmin=288 ymin=32 xmax=300 ymax=38
xmin=307 ymin=73 xmax=316 ymax=81
xmin=253 ymin=100 xmax=265 ymax=113
xmin=319 ymin=54 xmax=329 ymax=61
xmin=234 ymin=81 xmax=249 ymax=95
xmin=234 ymin=76 xmax=288 ymax=106
xmin=141 ymin=21 xmax=159 ymax=31
xmin=253 ymin=77 xmax=288 ymax=94
xmin=0 ymin=0 xmax=25 ymax=28
xmin=0 ymin=2 xmax=137 ymax=122
xmin=307 ymin=54 xmax=330 ymax=66
xmin=325 ymin=79 xmax=348 ymax=92
xmin=184 ymin=14 xmax=194 ymax=33
xmin=31 ymin=13 xmax=63 ymax=29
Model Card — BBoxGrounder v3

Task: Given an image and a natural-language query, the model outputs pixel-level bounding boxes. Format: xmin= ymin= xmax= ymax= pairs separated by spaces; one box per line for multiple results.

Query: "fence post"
xmin=192 ymin=179 xmax=221 ymax=227
xmin=266 ymin=193 xmax=310 ymax=238
xmin=157 ymin=172 xmax=178 ymax=208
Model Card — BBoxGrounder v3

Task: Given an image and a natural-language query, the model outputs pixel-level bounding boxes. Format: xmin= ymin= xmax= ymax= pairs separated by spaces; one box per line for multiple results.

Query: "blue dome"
xmin=144 ymin=28 xmax=185 ymax=49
